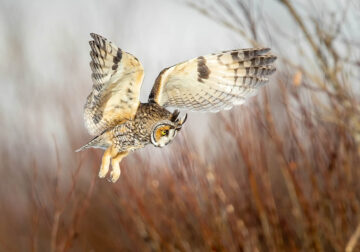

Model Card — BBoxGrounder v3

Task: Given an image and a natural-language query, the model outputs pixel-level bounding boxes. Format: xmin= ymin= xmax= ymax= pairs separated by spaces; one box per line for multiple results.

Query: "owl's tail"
xmin=75 ymin=132 xmax=110 ymax=152
xmin=75 ymin=141 xmax=93 ymax=152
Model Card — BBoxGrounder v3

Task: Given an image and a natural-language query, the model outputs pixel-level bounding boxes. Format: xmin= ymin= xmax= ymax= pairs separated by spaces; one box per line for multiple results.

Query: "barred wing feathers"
xmin=84 ymin=33 xmax=144 ymax=136
xmin=149 ymin=48 xmax=276 ymax=112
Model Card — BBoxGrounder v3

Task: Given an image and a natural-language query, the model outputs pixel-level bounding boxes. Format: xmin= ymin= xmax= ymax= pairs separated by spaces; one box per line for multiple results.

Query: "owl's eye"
xmin=161 ymin=130 xmax=168 ymax=136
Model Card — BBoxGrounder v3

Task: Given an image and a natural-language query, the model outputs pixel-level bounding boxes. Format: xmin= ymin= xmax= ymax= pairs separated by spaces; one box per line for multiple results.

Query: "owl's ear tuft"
xmin=175 ymin=113 xmax=187 ymax=130
xmin=180 ymin=113 xmax=188 ymax=125
xmin=171 ymin=109 xmax=180 ymax=122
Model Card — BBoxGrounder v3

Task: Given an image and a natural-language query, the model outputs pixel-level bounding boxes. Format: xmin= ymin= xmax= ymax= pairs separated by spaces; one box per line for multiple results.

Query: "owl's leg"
xmin=99 ymin=147 xmax=112 ymax=178
xmin=109 ymin=151 xmax=129 ymax=183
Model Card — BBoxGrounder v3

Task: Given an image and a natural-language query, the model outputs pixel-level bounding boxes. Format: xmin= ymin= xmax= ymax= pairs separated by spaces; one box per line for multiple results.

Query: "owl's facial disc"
xmin=151 ymin=123 xmax=178 ymax=147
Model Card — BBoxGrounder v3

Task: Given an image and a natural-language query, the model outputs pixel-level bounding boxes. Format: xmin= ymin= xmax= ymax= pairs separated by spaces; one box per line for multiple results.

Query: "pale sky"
xmin=0 ymin=0 xmax=358 ymax=162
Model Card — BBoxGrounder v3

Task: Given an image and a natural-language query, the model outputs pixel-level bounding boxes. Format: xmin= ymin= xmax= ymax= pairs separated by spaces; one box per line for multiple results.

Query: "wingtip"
xmin=269 ymin=55 xmax=278 ymax=63
xmin=90 ymin=33 xmax=105 ymax=41
xmin=259 ymin=48 xmax=271 ymax=55
xmin=270 ymin=66 xmax=277 ymax=74
xmin=90 ymin=32 xmax=97 ymax=38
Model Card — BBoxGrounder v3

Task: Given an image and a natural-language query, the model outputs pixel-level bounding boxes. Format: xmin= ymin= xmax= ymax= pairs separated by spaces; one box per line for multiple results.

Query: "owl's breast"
xmin=110 ymin=120 xmax=145 ymax=152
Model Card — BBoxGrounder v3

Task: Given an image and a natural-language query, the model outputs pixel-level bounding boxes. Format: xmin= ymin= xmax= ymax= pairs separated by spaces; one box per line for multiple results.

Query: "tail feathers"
xmin=75 ymin=142 xmax=92 ymax=152
xmin=75 ymin=133 xmax=109 ymax=152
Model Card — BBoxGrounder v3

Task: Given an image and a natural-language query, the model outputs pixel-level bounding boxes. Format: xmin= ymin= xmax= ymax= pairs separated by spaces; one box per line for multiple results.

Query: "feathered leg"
xmin=99 ymin=145 xmax=129 ymax=182
xmin=99 ymin=146 xmax=112 ymax=178
xmin=109 ymin=151 xmax=129 ymax=183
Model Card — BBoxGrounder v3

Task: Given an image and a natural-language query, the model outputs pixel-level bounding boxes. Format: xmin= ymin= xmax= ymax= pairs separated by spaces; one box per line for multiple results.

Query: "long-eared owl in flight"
xmin=77 ymin=33 xmax=277 ymax=182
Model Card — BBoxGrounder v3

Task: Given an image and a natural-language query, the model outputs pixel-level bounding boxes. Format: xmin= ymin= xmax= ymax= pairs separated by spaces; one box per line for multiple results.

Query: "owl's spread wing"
xmin=84 ymin=33 xmax=144 ymax=136
xmin=148 ymin=48 xmax=276 ymax=112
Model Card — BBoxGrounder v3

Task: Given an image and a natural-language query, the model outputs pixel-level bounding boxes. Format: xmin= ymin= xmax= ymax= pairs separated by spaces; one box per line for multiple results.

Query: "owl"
xmin=77 ymin=33 xmax=277 ymax=182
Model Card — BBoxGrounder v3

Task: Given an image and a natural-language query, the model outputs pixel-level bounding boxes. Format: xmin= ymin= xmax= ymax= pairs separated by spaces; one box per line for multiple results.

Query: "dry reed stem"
xmin=346 ymin=221 xmax=360 ymax=252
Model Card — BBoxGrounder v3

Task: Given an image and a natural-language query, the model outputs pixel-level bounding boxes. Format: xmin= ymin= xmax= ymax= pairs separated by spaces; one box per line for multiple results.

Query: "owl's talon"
xmin=109 ymin=169 xmax=121 ymax=183
xmin=110 ymin=158 xmax=121 ymax=183
xmin=97 ymin=148 xmax=129 ymax=183
xmin=98 ymin=168 xmax=108 ymax=178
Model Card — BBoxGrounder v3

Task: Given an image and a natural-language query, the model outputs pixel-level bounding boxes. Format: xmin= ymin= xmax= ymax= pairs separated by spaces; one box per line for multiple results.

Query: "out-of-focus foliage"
xmin=0 ymin=0 xmax=359 ymax=251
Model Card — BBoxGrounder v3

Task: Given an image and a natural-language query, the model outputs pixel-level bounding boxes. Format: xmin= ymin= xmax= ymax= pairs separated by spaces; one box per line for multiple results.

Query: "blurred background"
xmin=0 ymin=0 xmax=359 ymax=251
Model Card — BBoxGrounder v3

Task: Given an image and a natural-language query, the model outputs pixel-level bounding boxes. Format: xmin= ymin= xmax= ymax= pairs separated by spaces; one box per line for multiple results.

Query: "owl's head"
xmin=151 ymin=110 xmax=187 ymax=147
